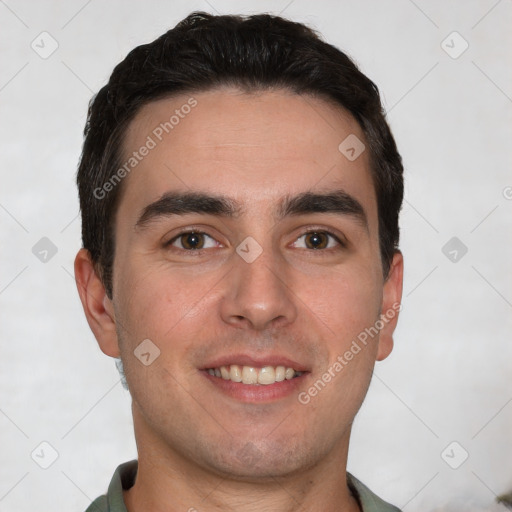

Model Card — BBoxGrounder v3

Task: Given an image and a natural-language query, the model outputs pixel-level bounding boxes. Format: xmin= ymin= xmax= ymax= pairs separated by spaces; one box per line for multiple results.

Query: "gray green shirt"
xmin=85 ymin=460 xmax=401 ymax=512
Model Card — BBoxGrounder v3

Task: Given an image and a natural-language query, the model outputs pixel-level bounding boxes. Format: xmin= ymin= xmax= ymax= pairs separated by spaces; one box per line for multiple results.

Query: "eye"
xmin=292 ymin=231 xmax=341 ymax=250
xmin=167 ymin=231 xmax=220 ymax=250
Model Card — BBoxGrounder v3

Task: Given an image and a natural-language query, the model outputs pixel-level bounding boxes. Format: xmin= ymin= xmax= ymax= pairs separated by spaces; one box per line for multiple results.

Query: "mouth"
xmin=199 ymin=356 xmax=310 ymax=403
xmin=205 ymin=364 xmax=305 ymax=385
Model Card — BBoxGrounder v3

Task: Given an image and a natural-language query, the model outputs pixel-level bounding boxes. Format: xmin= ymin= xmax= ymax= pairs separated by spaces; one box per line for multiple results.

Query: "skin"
xmin=75 ymin=88 xmax=403 ymax=512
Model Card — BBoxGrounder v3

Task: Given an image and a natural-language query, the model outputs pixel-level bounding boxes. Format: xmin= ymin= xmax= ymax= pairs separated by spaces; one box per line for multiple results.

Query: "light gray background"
xmin=1 ymin=0 xmax=511 ymax=510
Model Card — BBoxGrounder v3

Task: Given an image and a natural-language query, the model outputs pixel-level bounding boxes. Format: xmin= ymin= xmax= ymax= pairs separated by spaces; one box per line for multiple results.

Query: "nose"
xmin=220 ymin=246 xmax=298 ymax=331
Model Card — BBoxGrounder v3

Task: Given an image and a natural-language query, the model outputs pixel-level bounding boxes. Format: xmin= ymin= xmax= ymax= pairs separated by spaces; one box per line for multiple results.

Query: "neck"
xmin=124 ymin=409 xmax=361 ymax=512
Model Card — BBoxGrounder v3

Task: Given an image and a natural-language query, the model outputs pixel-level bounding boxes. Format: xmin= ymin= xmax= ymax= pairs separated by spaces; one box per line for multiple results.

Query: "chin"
xmin=197 ymin=438 xmax=321 ymax=481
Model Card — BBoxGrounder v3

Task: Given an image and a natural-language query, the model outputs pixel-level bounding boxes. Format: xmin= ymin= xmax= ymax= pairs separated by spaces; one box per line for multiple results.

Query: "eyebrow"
xmin=135 ymin=189 xmax=368 ymax=230
xmin=279 ymin=190 xmax=368 ymax=228
xmin=136 ymin=192 xmax=242 ymax=228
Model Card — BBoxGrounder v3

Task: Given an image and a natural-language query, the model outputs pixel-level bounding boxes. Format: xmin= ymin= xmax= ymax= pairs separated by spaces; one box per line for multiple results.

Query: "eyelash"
xmin=164 ymin=228 xmax=345 ymax=252
xmin=164 ymin=230 xmax=221 ymax=251
xmin=292 ymin=231 xmax=344 ymax=250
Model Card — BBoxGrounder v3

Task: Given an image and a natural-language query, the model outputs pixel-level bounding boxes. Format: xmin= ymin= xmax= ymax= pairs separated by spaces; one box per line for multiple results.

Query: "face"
xmin=76 ymin=88 xmax=403 ymax=480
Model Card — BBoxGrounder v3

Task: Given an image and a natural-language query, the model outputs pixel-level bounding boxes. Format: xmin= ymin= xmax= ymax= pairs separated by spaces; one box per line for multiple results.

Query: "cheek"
xmin=114 ymin=258 xmax=224 ymax=349
xmin=301 ymin=272 xmax=380 ymax=418
xmin=294 ymin=263 xmax=382 ymax=343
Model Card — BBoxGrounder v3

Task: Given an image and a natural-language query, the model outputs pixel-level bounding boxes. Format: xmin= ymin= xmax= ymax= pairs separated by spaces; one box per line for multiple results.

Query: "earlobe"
xmin=74 ymin=248 xmax=120 ymax=358
xmin=376 ymin=251 xmax=404 ymax=362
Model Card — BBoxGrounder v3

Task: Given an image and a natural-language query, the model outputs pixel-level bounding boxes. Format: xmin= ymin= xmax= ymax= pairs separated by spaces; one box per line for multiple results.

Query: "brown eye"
xmin=292 ymin=231 xmax=341 ymax=250
xmin=168 ymin=231 xmax=218 ymax=250
xmin=180 ymin=232 xmax=204 ymax=249
xmin=304 ymin=232 xmax=328 ymax=249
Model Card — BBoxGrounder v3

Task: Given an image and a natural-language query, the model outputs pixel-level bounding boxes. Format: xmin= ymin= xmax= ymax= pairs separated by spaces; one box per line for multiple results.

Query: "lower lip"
xmin=200 ymin=370 xmax=308 ymax=403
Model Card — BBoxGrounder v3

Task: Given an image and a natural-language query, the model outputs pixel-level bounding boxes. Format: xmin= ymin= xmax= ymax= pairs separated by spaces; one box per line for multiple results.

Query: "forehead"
xmin=118 ymin=88 xmax=376 ymax=224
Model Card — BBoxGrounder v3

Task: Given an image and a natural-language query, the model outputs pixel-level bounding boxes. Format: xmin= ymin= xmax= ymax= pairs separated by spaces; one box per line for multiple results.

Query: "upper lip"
xmin=201 ymin=354 xmax=310 ymax=372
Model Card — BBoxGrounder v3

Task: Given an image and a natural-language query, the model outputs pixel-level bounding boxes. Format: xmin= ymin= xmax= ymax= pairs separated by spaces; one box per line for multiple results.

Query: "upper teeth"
xmin=207 ymin=365 xmax=302 ymax=385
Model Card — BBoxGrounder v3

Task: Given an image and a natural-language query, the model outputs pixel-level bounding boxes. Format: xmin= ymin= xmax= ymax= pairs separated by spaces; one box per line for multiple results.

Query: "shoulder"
xmin=84 ymin=460 xmax=138 ymax=512
xmin=347 ymin=473 xmax=402 ymax=512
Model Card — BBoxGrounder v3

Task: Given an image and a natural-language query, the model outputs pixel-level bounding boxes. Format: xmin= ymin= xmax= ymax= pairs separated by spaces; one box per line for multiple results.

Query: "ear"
xmin=376 ymin=251 xmax=404 ymax=361
xmin=74 ymin=248 xmax=120 ymax=357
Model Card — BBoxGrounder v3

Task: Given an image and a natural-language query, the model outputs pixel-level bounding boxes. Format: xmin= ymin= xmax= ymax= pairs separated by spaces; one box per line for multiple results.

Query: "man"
xmin=74 ymin=11 xmax=404 ymax=512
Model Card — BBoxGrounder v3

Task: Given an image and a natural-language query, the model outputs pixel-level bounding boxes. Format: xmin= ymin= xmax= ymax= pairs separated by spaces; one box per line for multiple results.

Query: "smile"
xmin=206 ymin=364 xmax=304 ymax=385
